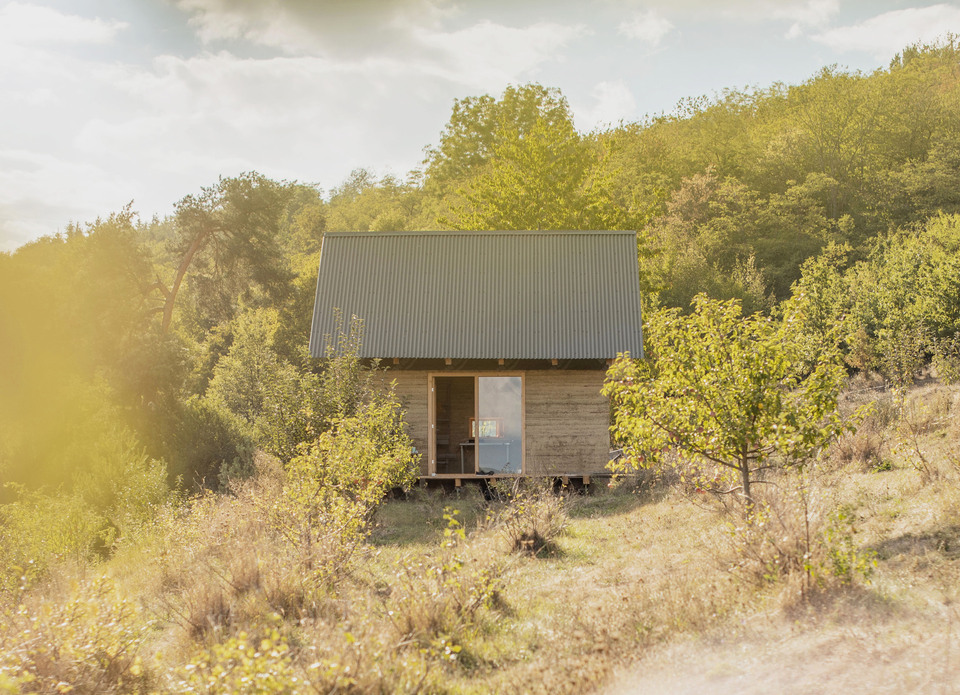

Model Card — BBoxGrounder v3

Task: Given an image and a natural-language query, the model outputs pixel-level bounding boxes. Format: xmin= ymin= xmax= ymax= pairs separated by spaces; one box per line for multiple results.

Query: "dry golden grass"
xmin=3 ymin=381 xmax=960 ymax=694
xmin=604 ymin=381 xmax=960 ymax=695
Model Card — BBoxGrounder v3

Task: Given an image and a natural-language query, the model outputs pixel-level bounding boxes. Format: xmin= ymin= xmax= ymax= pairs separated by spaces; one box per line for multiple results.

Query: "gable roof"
xmin=308 ymin=230 xmax=644 ymax=360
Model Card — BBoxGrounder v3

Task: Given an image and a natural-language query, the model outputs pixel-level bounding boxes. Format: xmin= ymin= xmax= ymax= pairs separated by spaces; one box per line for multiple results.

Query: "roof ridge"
xmin=324 ymin=230 xmax=636 ymax=237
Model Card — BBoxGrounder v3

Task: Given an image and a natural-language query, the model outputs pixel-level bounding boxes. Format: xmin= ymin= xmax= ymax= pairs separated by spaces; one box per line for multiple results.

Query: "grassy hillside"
xmin=2 ymin=380 xmax=958 ymax=693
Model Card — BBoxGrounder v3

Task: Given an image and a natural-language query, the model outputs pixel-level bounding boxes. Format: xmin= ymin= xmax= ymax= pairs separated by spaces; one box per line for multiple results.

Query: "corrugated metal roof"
xmin=308 ymin=231 xmax=644 ymax=360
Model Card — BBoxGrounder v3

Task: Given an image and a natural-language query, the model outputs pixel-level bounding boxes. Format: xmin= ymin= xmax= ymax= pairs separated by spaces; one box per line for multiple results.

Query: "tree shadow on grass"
xmin=369 ymin=487 xmax=488 ymax=547
xmin=869 ymin=524 xmax=960 ymax=561
xmin=566 ymin=473 xmax=673 ymax=520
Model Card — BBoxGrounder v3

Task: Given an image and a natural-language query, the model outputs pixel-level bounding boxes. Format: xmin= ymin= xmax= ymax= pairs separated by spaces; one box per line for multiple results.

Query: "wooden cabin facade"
xmin=308 ymin=231 xmax=644 ymax=482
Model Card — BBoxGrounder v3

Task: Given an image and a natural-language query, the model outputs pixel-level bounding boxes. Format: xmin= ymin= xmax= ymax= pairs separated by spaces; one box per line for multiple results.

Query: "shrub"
xmin=489 ymin=479 xmax=569 ymax=555
xmin=0 ymin=575 xmax=153 ymax=694
xmin=172 ymin=626 xmax=302 ymax=694
xmin=276 ymin=397 xmax=419 ymax=582
xmin=724 ymin=473 xmax=875 ymax=598
xmin=820 ymin=506 xmax=877 ymax=586
xmin=0 ymin=488 xmax=101 ymax=591
xmin=933 ymin=334 xmax=960 ymax=384
xmin=203 ymin=309 xmax=390 ymax=467
xmin=148 ymin=466 xmax=322 ymax=640
xmin=161 ymin=396 xmax=254 ymax=489
xmin=0 ymin=418 xmax=170 ymax=589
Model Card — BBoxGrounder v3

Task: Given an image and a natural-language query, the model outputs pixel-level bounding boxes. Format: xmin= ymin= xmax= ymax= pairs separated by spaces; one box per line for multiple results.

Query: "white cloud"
xmin=174 ymin=0 xmax=451 ymax=56
xmin=618 ymin=9 xmax=674 ymax=45
xmin=0 ymin=2 xmax=127 ymax=45
xmin=575 ymin=80 xmax=637 ymax=130
xmin=768 ymin=0 xmax=838 ymax=27
xmin=812 ymin=4 xmax=960 ymax=58
xmin=609 ymin=0 xmax=838 ymax=23
xmin=171 ymin=1 xmax=582 ymax=90
xmin=0 ymin=149 xmax=132 ymax=250
xmin=410 ymin=20 xmax=585 ymax=89
xmin=0 ymin=4 xmax=582 ymax=249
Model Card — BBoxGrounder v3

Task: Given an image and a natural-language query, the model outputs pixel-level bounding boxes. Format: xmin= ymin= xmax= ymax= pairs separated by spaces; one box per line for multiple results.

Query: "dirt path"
xmin=604 ymin=605 xmax=959 ymax=695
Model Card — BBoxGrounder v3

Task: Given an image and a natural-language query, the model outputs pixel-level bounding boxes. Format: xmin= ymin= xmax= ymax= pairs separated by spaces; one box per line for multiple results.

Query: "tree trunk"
xmin=740 ymin=458 xmax=752 ymax=507
xmin=160 ymin=230 xmax=207 ymax=333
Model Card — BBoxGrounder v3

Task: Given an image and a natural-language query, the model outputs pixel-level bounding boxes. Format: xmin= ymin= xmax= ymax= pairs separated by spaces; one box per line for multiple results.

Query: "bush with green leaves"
xmin=724 ymin=476 xmax=875 ymax=598
xmin=203 ymin=307 xmax=392 ymax=469
xmin=0 ymin=423 xmax=169 ymax=590
xmin=604 ymin=295 xmax=855 ymax=504
xmin=782 ymin=213 xmax=960 ymax=385
xmin=172 ymin=626 xmax=303 ymax=694
xmin=274 ymin=395 xmax=419 ymax=582
xmin=203 ymin=307 xmax=320 ymax=464
xmin=0 ymin=488 xmax=101 ymax=591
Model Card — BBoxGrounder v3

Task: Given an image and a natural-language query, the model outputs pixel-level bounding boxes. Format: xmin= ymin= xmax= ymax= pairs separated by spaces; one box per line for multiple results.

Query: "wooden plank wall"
xmin=524 ymin=370 xmax=611 ymax=476
xmin=381 ymin=370 xmax=430 ymax=475
xmin=382 ymin=368 xmax=611 ymax=477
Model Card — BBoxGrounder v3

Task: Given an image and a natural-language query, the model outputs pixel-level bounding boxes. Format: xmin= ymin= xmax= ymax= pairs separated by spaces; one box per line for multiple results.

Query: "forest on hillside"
xmin=2 ymin=35 xmax=960 ymax=694
xmin=5 ymin=38 xmax=960 ymax=500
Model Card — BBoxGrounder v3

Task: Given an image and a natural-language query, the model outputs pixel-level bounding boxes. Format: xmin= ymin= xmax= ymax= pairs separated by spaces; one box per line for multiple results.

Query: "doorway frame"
xmin=427 ymin=371 xmax=525 ymax=477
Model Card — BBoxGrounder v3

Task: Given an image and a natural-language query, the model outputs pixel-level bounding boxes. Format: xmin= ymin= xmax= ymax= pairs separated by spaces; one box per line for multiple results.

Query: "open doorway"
xmin=432 ymin=374 xmax=523 ymax=475
xmin=434 ymin=376 xmax=474 ymax=474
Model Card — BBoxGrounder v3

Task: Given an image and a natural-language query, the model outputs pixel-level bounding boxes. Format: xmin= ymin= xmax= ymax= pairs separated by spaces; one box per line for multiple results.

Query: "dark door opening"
xmin=434 ymin=376 xmax=474 ymax=474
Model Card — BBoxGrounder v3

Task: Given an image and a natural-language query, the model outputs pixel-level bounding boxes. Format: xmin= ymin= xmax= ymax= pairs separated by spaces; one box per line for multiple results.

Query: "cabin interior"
xmin=433 ymin=375 xmax=523 ymax=475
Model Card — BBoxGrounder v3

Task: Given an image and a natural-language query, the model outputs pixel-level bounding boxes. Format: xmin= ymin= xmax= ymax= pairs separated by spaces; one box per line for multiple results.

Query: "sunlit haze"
xmin=1 ymin=0 xmax=957 ymax=249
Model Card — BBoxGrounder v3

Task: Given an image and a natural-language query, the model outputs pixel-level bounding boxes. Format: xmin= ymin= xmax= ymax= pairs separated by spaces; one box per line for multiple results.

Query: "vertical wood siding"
xmin=525 ymin=370 xmax=611 ymax=476
xmin=383 ymin=369 xmax=611 ymax=477
xmin=383 ymin=370 xmax=430 ymax=475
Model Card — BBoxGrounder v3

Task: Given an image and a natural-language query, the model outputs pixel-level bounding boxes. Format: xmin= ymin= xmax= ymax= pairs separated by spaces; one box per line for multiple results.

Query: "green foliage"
xmin=932 ymin=333 xmax=960 ymax=384
xmin=604 ymin=295 xmax=853 ymax=503
xmin=0 ymin=424 xmax=169 ymax=589
xmin=724 ymin=478 xmax=875 ymax=596
xmin=158 ymin=396 xmax=254 ymax=488
xmin=174 ymin=627 xmax=302 ymax=694
xmin=442 ymin=115 xmax=597 ymax=231
xmin=325 ymin=169 xmax=421 ymax=233
xmin=161 ymin=172 xmax=295 ymax=334
xmin=203 ymin=309 xmax=308 ymax=449
xmin=819 ymin=506 xmax=876 ymax=585
xmin=277 ymin=183 xmax=326 ymax=257
xmin=0 ymin=211 xmax=173 ymax=491
xmin=203 ymin=310 xmax=392 ymax=468
xmin=436 ymin=90 xmax=650 ymax=233
xmin=424 ymin=83 xmax=571 ymax=194
xmin=0 ymin=488 xmax=102 ymax=590
xmin=276 ymin=395 xmax=419 ymax=578
xmin=783 ymin=213 xmax=960 ymax=384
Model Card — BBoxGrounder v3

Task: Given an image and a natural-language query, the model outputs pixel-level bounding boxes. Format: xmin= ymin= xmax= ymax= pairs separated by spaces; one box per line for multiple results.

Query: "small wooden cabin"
xmin=308 ymin=230 xmax=644 ymax=482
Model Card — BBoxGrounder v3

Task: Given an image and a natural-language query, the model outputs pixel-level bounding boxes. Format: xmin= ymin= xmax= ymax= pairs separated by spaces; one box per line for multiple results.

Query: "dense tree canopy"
xmin=4 ymin=36 xmax=960 ymax=501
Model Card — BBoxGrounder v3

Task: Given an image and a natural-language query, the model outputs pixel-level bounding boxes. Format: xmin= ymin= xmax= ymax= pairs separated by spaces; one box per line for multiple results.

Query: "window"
xmin=432 ymin=374 xmax=523 ymax=475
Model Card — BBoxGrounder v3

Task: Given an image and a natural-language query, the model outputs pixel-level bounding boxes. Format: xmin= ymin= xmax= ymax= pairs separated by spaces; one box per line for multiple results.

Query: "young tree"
xmin=423 ymin=83 xmax=571 ymax=195
xmin=153 ymin=172 xmax=292 ymax=333
xmin=603 ymin=295 xmax=853 ymax=504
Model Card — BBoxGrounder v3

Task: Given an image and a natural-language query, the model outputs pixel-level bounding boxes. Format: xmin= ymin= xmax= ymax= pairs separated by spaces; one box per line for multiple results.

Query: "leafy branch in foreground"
xmin=604 ymin=295 xmax=859 ymax=504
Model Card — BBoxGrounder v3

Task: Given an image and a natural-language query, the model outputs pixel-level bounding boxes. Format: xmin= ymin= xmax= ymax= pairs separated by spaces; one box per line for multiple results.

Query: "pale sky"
xmin=1 ymin=0 xmax=959 ymax=250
